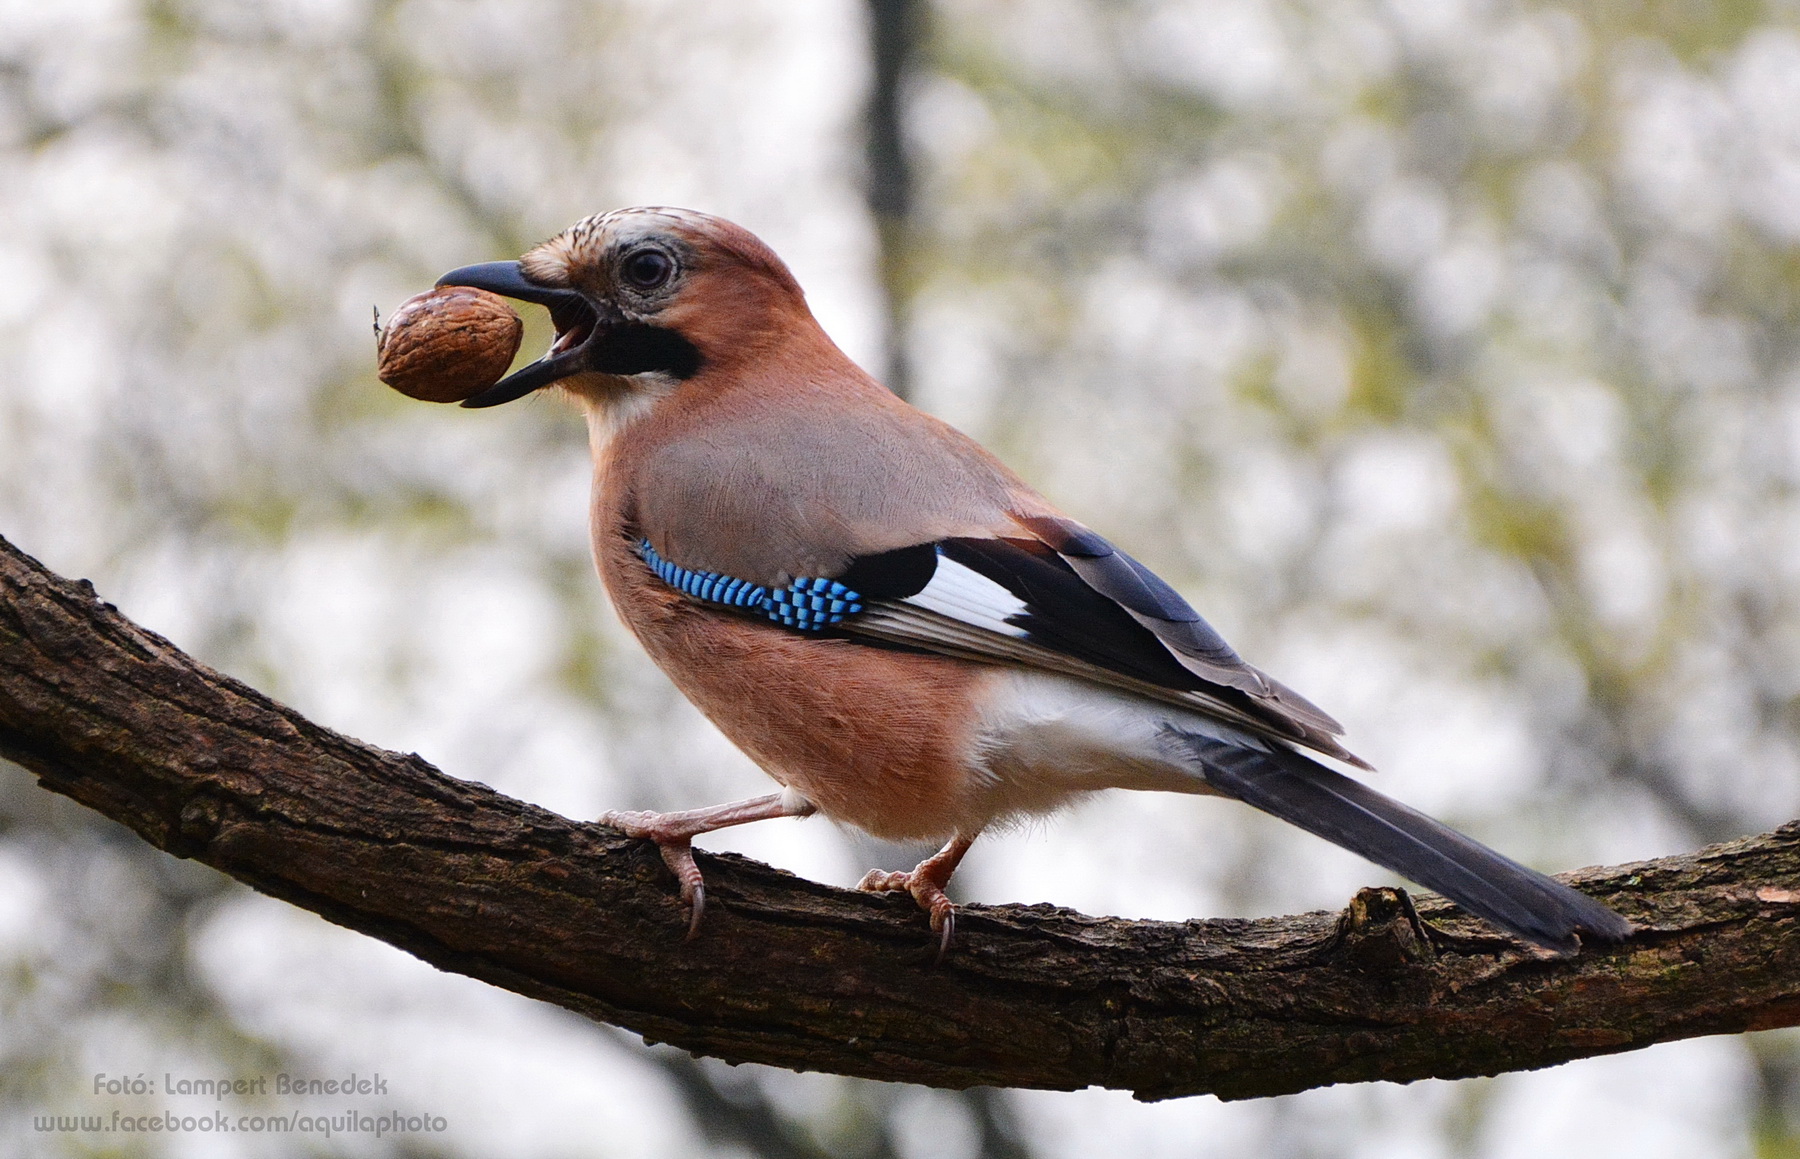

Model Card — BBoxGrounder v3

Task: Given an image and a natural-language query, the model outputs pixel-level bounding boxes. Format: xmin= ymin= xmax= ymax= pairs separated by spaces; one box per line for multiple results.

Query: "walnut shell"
xmin=377 ymin=286 xmax=523 ymax=403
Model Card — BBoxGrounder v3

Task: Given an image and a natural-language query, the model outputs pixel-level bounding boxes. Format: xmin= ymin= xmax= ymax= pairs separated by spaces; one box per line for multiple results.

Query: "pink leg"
xmin=858 ymin=834 xmax=978 ymax=962
xmin=602 ymin=792 xmax=815 ymax=938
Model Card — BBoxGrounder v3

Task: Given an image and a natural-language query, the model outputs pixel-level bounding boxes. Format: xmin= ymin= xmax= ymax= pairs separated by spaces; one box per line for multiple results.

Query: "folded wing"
xmin=829 ymin=530 xmax=1367 ymax=767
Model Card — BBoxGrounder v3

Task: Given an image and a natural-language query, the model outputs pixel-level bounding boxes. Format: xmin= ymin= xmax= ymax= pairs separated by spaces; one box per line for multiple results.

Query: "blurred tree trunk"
xmin=5 ymin=531 xmax=1800 ymax=1102
xmin=864 ymin=0 xmax=922 ymax=400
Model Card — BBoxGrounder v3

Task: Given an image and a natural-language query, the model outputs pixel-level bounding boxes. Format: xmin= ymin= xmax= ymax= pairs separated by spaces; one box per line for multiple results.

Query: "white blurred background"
xmin=3 ymin=1 xmax=1799 ymax=1156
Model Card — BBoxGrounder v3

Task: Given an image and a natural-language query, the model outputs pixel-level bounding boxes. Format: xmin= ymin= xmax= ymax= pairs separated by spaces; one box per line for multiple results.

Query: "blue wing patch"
xmin=639 ymin=540 xmax=864 ymax=631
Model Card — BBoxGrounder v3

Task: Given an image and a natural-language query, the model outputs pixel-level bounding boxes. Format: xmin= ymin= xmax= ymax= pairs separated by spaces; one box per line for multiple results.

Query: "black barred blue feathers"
xmin=641 ymin=538 xmax=769 ymax=610
xmin=766 ymin=576 xmax=865 ymax=629
xmin=639 ymin=539 xmax=864 ymax=630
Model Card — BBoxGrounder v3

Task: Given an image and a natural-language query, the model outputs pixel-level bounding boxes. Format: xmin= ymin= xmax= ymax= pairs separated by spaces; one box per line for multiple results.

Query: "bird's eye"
xmin=622 ymin=249 xmax=674 ymax=291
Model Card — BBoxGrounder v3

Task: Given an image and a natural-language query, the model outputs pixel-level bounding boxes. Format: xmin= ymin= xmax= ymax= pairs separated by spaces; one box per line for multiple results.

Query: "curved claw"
xmin=857 ymin=835 xmax=977 ymax=961
xmin=602 ymin=809 xmax=710 ymax=938
xmin=932 ymin=906 xmax=955 ymax=966
xmin=685 ymin=881 xmax=706 ymax=941
xmin=656 ymin=840 xmax=707 ymax=939
xmin=859 ymin=862 xmax=961 ymax=962
xmin=598 ymin=794 xmax=812 ymax=940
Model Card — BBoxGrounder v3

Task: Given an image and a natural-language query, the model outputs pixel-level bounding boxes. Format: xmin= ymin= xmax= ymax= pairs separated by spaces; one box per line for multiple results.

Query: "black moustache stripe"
xmin=592 ymin=325 xmax=702 ymax=379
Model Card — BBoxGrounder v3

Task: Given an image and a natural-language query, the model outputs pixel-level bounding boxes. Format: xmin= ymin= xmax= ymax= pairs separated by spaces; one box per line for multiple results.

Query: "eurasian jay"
xmin=436 ymin=206 xmax=1632 ymax=958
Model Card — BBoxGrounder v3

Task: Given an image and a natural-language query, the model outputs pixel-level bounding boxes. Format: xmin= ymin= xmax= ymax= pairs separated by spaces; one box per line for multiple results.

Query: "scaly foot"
xmin=601 ymin=809 xmax=710 ymax=938
xmin=857 ymin=834 xmax=977 ymax=963
xmin=600 ymin=792 xmax=815 ymax=939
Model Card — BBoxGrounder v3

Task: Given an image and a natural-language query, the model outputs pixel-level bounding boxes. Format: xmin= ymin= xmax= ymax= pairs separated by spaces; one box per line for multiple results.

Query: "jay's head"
xmin=436 ymin=207 xmax=816 ymax=408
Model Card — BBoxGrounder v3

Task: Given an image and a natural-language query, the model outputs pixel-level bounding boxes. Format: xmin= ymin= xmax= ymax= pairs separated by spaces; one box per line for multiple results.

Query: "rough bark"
xmin=1 ymin=531 xmax=1797 ymax=1101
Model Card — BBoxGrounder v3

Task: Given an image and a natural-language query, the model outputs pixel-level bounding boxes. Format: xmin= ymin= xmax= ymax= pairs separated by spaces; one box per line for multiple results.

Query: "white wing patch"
xmin=901 ymin=555 xmax=1030 ymax=638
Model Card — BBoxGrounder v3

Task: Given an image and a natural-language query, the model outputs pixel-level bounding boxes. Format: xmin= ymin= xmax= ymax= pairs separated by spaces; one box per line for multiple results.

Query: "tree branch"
xmin=1 ymin=531 xmax=1797 ymax=1101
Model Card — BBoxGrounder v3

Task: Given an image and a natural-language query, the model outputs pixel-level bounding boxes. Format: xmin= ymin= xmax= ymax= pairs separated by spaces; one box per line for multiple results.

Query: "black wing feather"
xmin=823 ymin=533 xmax=1362 ymax=763
xmin=836 ymin=543 xmax=939 ymax=599
xmin=939 ymin=538 xmax=1208 ymax=690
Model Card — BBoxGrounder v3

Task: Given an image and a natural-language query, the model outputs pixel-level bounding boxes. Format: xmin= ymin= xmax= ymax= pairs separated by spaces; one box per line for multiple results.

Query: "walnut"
xmin=376 ymin=286 xmax=523 ymax=403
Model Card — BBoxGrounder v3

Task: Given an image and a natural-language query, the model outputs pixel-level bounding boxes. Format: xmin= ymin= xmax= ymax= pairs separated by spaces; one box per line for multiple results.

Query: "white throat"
xmin=569 ymin=371 xmax=680 ymax=450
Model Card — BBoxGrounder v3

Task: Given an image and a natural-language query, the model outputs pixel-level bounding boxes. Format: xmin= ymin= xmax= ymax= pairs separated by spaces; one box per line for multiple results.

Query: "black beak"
xmin=435 ymin=262 xmax=603 ymax=408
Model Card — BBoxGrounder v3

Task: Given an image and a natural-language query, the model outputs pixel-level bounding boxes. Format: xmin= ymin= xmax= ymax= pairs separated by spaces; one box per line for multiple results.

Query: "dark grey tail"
xmin=1172 ymin=731 xmax=1633 ymax=955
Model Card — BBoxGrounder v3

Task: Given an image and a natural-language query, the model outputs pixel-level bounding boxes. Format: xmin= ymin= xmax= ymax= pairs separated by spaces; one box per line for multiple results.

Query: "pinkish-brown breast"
xmin=590 ymin=491 xmax=999 ymax=843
